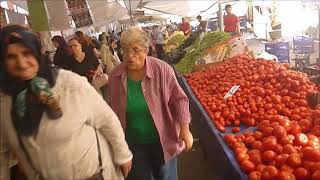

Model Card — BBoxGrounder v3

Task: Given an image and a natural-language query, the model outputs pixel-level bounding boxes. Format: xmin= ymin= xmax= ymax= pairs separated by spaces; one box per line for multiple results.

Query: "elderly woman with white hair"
xmin=107 ymin=26 xmax=193 ymax=180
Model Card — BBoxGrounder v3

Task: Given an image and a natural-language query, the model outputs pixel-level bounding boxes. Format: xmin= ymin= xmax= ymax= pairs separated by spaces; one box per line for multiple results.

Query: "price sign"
xmin=224 ymin=85 xmax=240 ymax=100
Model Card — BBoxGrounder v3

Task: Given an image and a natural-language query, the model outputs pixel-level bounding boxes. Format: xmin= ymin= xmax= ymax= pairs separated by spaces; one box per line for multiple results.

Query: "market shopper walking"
xmin=75 ymin=31 xmax=100 ymax=58
xmin=0 ymin=25 xmax=132 ymax=180
xmin=51 ymin=35 xmax=73 ymax=70
xmin=154 ymin=25 xmax=167 ymax=61
xmin=107 ymin=26 xmax=193 ymax=180
xmin=99 ymin=33 xmax=115 ymax=74
xmin=68 ymin=38 xmax=101 ymax=82
xmin=223 ymin=4 xmax=241 ymax=36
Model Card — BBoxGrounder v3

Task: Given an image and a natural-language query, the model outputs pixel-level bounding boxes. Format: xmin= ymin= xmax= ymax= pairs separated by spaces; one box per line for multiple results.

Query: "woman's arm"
xmin=93 ymin=48 xmax=101 ymax=59
xmin=167 ymin=67 xmax=193 ymax=151
xmin=80 ymin=78 xmax=132 ymax=165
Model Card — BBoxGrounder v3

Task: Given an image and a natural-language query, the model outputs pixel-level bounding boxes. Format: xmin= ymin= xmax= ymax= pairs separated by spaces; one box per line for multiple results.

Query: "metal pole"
xmin=218 ymin=3 xmax=224 ymax=31
xmin=318 ymin=4 xmax=320 ymax=63
xmin=129 ymin=0 xmax=133 ymax=25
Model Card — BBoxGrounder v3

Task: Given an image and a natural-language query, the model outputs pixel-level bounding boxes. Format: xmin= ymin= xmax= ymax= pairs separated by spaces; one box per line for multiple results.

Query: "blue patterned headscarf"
xmin=0 ymin=25 xmax=62 ymax=136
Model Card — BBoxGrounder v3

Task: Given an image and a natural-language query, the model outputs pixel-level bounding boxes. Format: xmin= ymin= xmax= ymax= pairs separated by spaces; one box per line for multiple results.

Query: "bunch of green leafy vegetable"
xmin=167 ymin=34 xmax=186 ymax=46
xmin=174 ymin=31 xmax=230 ymax=74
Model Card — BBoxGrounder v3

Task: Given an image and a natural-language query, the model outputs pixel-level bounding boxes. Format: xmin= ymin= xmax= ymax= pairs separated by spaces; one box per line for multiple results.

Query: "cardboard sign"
xmin=66 ymin=0 xmax=93 ymax=28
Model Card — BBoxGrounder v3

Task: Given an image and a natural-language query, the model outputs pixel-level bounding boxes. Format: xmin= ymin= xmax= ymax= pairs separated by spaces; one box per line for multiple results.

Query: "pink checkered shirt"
xmin=107 ymin=56 xmax=191 ymax=162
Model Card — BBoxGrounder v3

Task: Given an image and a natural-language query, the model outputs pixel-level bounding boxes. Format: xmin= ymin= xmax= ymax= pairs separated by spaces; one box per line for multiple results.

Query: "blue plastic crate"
xmin=265 ymin=42 xmax=290 ymax=63
xmin=293 ymin=36 xmax=314 ymax=54
xmin=178 ymin=76 xmax=247 ymax=180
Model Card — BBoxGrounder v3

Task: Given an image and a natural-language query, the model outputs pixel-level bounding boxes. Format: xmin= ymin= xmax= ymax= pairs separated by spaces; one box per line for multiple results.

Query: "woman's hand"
xmin=179 ymin=123 xmax=193 ymax=152
xmin=120 ymin=160 xmax=132 ymax=178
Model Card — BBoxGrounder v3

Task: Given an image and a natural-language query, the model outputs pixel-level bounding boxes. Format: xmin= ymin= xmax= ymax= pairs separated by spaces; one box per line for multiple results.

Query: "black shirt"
xmin=53 ymin=48 xmax=72 ymax=70
xmin=69 ymin=52 xmax=100 ymax=82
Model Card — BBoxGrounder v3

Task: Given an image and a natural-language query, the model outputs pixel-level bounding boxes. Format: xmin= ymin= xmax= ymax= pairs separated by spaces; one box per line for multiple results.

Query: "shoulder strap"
xmin=51 ymin=67 xmax=61 ymax=84
xmin=94 ymin=129 xmax=103 ymax=174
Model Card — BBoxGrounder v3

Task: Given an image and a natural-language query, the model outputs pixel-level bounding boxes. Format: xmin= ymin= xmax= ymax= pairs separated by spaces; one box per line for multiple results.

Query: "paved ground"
xmin=177 ymin=124 xmax=218 ymax=180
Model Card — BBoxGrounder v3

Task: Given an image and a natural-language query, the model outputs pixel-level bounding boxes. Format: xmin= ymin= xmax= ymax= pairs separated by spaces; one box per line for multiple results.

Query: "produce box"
xmin=178 ymin=77 xmax=247 ymax=180
xmin=196 ymin=36 xmax=248 ymax=68
xmin=174 ymin=31 xmax=230 ymax=74
xmin=182 ymin=54 xmax=320 ymax=179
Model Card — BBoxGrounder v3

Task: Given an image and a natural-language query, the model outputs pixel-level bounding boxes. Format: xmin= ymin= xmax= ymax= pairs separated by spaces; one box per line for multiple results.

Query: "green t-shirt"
xmin=126 ymin=78 xmax=159 ymax=144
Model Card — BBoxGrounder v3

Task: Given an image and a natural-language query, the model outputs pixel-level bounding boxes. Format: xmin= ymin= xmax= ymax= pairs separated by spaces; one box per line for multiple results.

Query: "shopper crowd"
xmin=0 ymin=23 xmax=193 ymax=180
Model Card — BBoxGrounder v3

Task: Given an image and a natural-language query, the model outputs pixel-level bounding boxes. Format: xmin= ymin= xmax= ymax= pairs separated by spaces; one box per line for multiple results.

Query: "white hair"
xmin=120 ymin=26 xmax=149 ymax=49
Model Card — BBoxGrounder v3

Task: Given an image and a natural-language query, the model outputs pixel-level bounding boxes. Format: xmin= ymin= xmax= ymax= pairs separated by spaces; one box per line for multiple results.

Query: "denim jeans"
xmin=126 ymin=141 xmax=178 ymax=180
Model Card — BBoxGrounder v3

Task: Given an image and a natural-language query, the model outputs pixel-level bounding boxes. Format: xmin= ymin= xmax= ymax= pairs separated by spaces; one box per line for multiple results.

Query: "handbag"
xmin=86 ymin=130 xmax=104 ymax=180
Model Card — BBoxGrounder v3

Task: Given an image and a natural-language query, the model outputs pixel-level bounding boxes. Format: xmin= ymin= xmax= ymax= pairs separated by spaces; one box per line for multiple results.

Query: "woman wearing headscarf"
xmin=51 ymin=35 xmax=72 ymax=70
xmin=107 ymin=26 xmax=193 ymax=180
xmin=0 ymin=25 xmax=132 ymax=180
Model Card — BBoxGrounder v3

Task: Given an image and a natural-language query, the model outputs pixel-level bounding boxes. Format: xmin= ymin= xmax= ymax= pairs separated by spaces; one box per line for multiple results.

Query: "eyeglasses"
xmin=122 ymin=47 xmax=147 ymax=55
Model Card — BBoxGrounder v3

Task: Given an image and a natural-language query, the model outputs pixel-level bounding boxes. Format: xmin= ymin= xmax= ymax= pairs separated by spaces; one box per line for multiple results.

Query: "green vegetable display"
xmin=174 ymin=31 xmax=230 ymax=74
xmin=167 ymin=34 xmax=186 ymax=46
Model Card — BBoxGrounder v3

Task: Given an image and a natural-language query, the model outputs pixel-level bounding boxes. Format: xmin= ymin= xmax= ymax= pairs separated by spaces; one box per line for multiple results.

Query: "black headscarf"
xmin=0 ymin=25 xmax=60 ymax=136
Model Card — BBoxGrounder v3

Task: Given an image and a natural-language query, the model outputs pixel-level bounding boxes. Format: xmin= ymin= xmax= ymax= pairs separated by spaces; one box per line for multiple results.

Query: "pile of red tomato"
xmin=185 ymin=54 xmax=320 ymax=179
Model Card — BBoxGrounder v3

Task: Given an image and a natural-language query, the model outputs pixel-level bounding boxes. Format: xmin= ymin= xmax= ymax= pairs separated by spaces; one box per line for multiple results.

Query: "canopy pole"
xmin=218 ymin=3 xmax=224 ymax=31
xmin=318 ymin=4 xmax=320 ymax=63
xmin=129 ymin=0 xmax=134 ymax=25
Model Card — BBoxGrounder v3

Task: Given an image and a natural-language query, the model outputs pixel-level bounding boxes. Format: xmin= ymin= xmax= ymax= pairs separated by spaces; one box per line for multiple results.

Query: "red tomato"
xmin=252 ymin=141 xmax=263 ymax=150
xmin=277 ymin=171 xmax=296 ymax=180
xmin=236 ymin=152 xmax=250 ymax=162
xmin=256 ymin=164 xmax=266 ymax=172
xmin=262 ymin=138 xmax=278 ymax=151
xmin=232 ymin=127 xmax=241 ymax=133
xmin=290 ymin=124 xmax=302 ymax=135
xmin=262 ymin=166 xmax=278 ymax=180
xmin=262 ymin=127 xmax=274 ymax=137
xmin=249 ymin=152 xmax=262 ymax=165
xmin=245 ymin=136 xmax=256 ymax=146
xmin=241 ymin=160 xmax=256 ymax=174
xmin=280 ymin=136 xmax=294 ymax=145
xmin=294 ymin=167 xmax=310 ymax=180
xmin=273 ymin=125 xmax=287 ymax=139
xmin=312 ymin=170 xmax=320 ymax=180
xmin=287 ymin=153 xmax=302 ymax=167
xmin=312 ymin=126 xmax=320 ymax=136
xmin=294 ymin=133 xmax=309 ymax=146
xmin=275 ymin=144 xmax=284 ymax=154
xmin=254 ymin=131 xmax=263 ymax=141
xmin=302 ymin=147 xmax=320 ymax=162
xmin=299 ymin=119 xmax=312 ymax=133
xmin=281 ymin=165 xmax=295 ymax=173
xmin=303 ymin=161 xmax=315 ymax=171
xmin=248 ymin=171 xmax=262 ymax=180
xmin=278 ymin=118 xmax=292 ymax=132
xmin=283 ymin=145 xmax=298 ymax=154
xmin=262 ymin=150 xmax=277 ymax=162
xmin=276 ymin=154 xmax=289 ymax=167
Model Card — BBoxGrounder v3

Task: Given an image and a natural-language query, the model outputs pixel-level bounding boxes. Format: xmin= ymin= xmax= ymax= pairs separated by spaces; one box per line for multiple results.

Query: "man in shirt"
xmin=223 ymin=4 xmax=240 ymax=36
xmin=180 ymin=18 xmax=191 ymax=36
xmin=154 ymin=25 xmax=166 ymax=60
xmin=197 ymin=15 xmax=208 ymax=33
